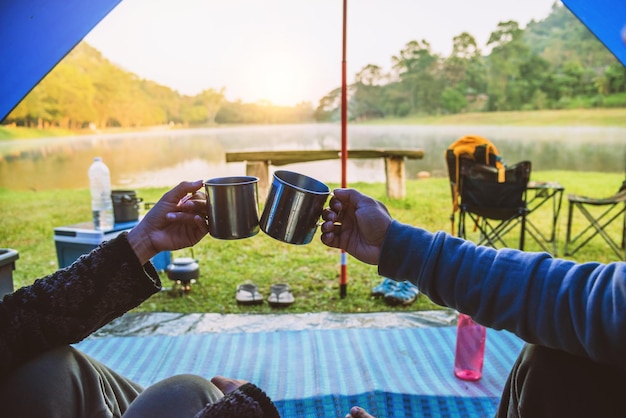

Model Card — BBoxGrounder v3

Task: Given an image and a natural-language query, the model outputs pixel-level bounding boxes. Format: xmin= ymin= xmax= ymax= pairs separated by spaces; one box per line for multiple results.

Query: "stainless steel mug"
xmin=260 ymin=170 xmax=331 ymax=245
xmin=204 ymin=176 xmax=260 ymax=239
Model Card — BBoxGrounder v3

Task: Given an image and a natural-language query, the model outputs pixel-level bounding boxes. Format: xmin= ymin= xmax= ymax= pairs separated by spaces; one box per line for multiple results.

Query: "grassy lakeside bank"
xmin=2 ymin=170 xmax=624 ymax=314
xmin=2 ymin=108 xmax=626 ymax=140
xmin=0 ymin=126 xmax=74 ymax=140
xmin=360 ymin=108 xmax=626 ymax=127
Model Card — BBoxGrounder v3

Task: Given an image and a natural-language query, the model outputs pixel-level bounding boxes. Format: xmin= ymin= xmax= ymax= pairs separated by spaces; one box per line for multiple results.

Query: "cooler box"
xmin=0 ymin=248 xmax=18 ymax=297
xmin=54 ymin=221 xmax=171 ymax=271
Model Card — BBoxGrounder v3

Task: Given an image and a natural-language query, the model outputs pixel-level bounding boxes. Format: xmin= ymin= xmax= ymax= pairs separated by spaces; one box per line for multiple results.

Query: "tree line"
xmin=3 ymin=3 xmax=625 ymax=129
xmin=316 ymin=4 xmax=626 ymax=121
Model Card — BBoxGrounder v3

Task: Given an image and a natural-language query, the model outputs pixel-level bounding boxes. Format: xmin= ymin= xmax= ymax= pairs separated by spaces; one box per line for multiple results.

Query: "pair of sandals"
xmin=236 ymin=283 xmax=294 ymax=307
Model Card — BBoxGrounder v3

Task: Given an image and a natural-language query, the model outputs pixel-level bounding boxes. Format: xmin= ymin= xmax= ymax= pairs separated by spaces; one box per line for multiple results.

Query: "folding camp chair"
xmin=445 ymin=135 xmax=505 ymax=237
xmin=456 ymin=159 xmax=532 ymax=250
xmin=564 ymin=181 xmax=626 ymax=260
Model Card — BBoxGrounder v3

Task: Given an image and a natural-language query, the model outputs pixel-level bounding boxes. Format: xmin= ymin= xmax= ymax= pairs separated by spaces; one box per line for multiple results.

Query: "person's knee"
xmin=149 ymin=374 xmax=223 ymax=402
xmin=123 ymin=374 xmax=223 ymax=418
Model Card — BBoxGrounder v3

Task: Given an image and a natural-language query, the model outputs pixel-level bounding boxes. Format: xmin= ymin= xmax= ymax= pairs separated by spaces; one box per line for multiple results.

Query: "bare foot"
xmin=345 ymin=406 xmax=376 ymax=418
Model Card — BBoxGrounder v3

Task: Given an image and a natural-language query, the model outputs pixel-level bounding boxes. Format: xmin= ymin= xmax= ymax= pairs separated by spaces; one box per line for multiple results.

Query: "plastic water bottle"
xmin=454 ymin=313 xmax=486 ymax=381
xmin=88 ymin=157 xmax=114 ymax=230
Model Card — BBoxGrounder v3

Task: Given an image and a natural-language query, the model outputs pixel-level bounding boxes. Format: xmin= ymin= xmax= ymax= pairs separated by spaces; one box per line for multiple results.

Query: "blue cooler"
xmin=0 ymin=249 xmax=18 ymax=297
xmin=54 ymin=221 xmax=171 ymax=271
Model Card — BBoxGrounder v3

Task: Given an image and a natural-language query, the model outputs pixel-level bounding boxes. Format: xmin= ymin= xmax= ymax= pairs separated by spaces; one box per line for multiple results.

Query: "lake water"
xmin=1 ymin=123 xmax=625 ymax=191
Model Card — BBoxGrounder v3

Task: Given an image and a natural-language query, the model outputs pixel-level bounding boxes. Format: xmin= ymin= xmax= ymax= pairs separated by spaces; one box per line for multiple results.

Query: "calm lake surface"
xmin=1 ymin=123 xmax=625 ymax=191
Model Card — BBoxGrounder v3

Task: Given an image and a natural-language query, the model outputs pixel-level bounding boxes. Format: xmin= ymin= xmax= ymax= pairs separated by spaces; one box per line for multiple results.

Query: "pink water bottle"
xmin=454 ymin=313 xmax=486 ymax=381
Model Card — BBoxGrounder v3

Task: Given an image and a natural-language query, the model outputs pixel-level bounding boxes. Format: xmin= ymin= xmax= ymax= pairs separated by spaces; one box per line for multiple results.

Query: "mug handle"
xmin=180 ymin=194 xmax=210 ymax=223
xmin=316 ymin=191 xmax=335 ymax=226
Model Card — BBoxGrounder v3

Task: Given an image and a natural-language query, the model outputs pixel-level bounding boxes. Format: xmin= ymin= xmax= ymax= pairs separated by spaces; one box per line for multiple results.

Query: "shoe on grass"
xmin=268 ymin=283 xmax=295 ymax=308
xmin=236 ymin=283 xmax=263 ymax=305
xmin=371 ymin=277 xmax=398 ymax=297
xmin=384 ymin=281 xmax=419 ymax=306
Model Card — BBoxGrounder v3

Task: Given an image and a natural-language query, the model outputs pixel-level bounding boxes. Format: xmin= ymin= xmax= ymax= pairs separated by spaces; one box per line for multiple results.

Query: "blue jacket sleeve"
xmin=378 ymin=220 xmax=626 ymax=369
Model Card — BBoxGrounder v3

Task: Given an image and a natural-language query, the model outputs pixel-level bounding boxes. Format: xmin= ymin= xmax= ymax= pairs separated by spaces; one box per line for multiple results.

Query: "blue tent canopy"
xmin=562 ymin=0 xmax=626 ymax=67
xmin=0 ymin=0 xmax=624 ymax=122
xmin=0 ymin=0 xmax=121 ymax=121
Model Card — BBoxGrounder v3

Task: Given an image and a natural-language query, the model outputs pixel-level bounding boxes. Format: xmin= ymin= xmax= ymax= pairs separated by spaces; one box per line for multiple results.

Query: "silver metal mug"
xmin=260 ymin=170 xmax=331 ymax=245
xmin=204 ymin=176 xmax=260 ymax=239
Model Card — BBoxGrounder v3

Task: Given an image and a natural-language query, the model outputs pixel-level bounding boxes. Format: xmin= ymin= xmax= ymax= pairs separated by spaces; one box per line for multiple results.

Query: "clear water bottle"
xmin=88 ymin=157 xmax=114 ymax=231
xmin=454 ymin=313 xmax=486 ymax=381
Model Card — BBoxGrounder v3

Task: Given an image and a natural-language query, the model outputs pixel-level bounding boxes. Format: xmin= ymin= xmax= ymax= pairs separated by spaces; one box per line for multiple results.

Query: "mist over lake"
xmin=1 ymin=124 xmax=624 ymax=191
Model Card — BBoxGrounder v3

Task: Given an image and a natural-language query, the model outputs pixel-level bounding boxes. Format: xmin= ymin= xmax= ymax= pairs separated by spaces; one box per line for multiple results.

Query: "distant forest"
xmin=3 ymin=2 xmax=626 ymax=129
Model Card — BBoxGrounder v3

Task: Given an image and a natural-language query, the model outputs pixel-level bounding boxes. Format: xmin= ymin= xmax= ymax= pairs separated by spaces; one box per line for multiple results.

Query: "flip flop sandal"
xmin=236 ymin=283 xmax=263 ymax=305
xmin=268 ymin=283 xmax=295 ymax=308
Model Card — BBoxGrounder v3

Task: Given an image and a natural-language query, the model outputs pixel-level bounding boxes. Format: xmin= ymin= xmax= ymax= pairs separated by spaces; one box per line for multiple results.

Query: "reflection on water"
xmin=0 ymin=124 xmax=624 ymax=191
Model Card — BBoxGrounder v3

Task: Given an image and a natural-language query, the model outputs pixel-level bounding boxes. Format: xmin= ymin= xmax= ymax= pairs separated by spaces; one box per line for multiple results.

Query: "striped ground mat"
xmin=75 ymin=326 xmax=524 ymax=417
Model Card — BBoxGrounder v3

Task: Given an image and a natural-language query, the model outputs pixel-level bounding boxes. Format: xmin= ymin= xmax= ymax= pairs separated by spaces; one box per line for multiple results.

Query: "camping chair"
xmin=445 ymin=135 xmax=506 ymax=237
xmin=456 ymin=159 xmax=532 ymax=249
xmin=564 ymin=181 xmax=626 ymax=260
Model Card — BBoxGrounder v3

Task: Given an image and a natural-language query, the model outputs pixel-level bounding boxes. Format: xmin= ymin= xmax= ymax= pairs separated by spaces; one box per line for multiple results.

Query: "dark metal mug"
xmin=203 ymin=176 xmax=260 ymax=239
xmin=260 ymin=170 xmax=331 ymax=245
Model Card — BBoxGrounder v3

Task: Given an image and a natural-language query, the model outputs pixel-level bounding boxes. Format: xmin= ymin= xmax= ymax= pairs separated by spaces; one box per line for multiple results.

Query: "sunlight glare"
xmin=241 ymin=50 xmax=312 ymax=106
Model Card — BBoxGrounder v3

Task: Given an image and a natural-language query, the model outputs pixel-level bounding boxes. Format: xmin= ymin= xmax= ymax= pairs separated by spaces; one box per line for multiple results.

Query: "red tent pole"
xmin=340 ymin=0 xmax=348 ymax=298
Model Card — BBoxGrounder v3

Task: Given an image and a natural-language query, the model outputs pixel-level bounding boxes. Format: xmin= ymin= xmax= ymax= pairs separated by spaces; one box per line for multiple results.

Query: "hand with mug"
xmin=320 ymin=188 xmax=392 ymax=265
xmin=128 ymin=180 xmax=210 ymax=265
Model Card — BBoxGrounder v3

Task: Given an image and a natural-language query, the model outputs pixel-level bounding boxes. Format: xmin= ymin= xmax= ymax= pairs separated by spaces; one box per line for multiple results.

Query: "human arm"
xmin=381 ymin=221 xmax=626 ymax=369
xmin=0 ymin=180 xmax=210 ymax=379
xmin=321 ymin=188 xmax=626 ymax=369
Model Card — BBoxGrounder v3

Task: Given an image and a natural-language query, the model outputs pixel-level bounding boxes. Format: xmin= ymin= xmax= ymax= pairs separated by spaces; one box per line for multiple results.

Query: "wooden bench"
xmin=225 ymin=149 xmax=425 ymax=199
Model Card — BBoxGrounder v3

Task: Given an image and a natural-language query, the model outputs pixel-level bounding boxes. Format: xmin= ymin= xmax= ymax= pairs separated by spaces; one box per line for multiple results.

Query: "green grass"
xmin=1 ymin=170 xmax=624 ymax=315
xmin=0 ymin=125 xmax=74 ymax=140
xmin=371 ymin=108 xmax=626 ymax=127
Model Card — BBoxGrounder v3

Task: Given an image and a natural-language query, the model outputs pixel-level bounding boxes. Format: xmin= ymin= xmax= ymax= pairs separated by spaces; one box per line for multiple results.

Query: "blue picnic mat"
xmin=75 ymin=326 xmax=524 ymax=417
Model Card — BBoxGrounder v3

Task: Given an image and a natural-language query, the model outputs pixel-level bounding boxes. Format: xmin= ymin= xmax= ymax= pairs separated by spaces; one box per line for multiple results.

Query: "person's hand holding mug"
xmin=320 ymin=188 xmax=393 ymax=265
xmin=128 ymin=180 xmax=209 ymax=265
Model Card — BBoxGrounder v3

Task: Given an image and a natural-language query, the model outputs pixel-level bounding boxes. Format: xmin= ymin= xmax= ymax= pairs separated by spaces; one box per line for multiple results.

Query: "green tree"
xmin=486 ymin=20 xmax=530 ymax=110
xmin=38 ymin=62 xmax=96 ymax=128
xmin=314 ymin=88 xmax=342 ymax=122
xmin=442 ymin=32 xmax=486 ymax=111
xmin=351 ymin=64 xmax=387 ymax=120
xmin=598 ymin=63 xmax=626 ymax=94
xmin=196 ymin=88 xmax=225 ymax=124
xmin=440 ymin=87 xmax=468 ymax=113
xmin=391 ymin=40 xmax=442 ymax=114
xmin=8 ymin=86 xmax=47 ymax=128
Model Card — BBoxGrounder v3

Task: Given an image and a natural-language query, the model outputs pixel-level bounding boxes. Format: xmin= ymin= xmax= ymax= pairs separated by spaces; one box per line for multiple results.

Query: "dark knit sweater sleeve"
xmin=0 ymin=232 xmax=161 ymax=379
xmin=194 ymin=383 xmax=280 ymax=418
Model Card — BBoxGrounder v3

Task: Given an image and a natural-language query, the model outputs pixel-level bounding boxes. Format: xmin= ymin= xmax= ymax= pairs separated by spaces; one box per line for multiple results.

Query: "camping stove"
xmin=165 ymin=257 xmax=199 ymax=294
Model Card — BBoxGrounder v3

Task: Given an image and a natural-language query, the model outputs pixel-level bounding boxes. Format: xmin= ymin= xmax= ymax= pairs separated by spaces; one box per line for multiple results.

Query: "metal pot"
xmin=111 ymin=190 xmax=143 ymax=223
xmin=203 ymin=176 xmax=260 ymax=240
xmin=165 ymin=257 xmax=199 ymax=284
xmin=259 ymin=170 xmax=330 ymax=245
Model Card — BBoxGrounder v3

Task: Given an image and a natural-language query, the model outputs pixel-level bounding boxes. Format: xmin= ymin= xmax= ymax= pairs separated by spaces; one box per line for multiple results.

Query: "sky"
xmin=84 ymin=0 xmax=560 ymax=106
